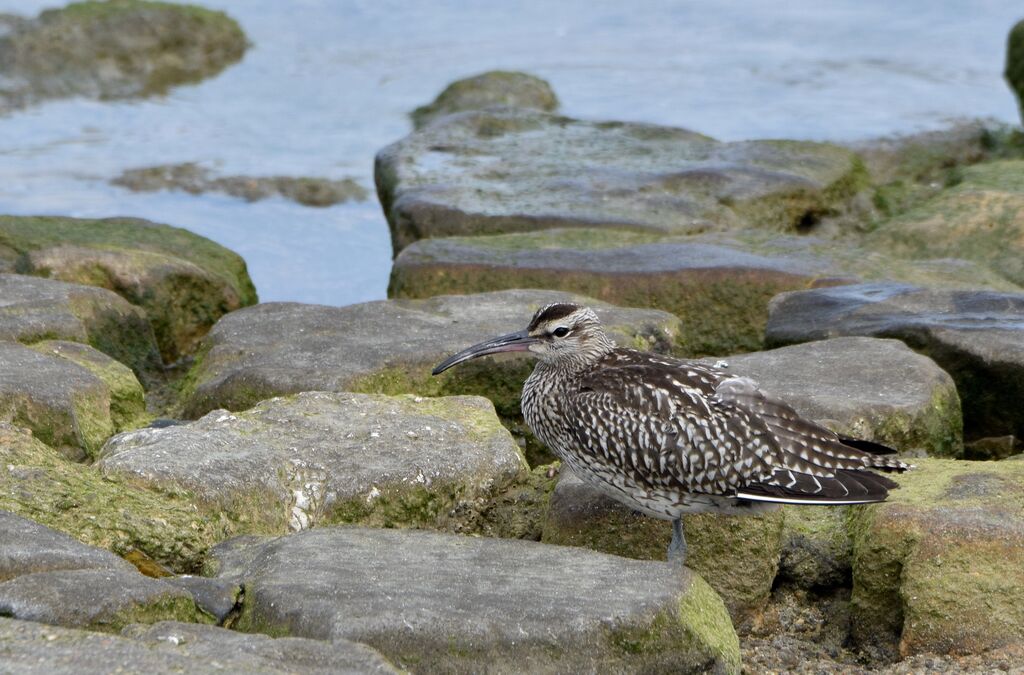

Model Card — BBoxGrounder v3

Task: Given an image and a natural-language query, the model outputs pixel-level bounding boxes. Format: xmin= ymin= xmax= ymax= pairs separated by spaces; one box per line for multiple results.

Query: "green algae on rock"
xmin=0 ymin=0 xmax=246 ymax=113
xmin=411 ymin=70 xmax=559 ymax=129
xmin=1 ymin=215 xmax=257 ymax=362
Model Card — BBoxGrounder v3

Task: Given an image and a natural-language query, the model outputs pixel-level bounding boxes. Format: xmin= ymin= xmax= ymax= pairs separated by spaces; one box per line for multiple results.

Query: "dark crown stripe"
xmin=528 ymin=303 xmax=581 ymax=331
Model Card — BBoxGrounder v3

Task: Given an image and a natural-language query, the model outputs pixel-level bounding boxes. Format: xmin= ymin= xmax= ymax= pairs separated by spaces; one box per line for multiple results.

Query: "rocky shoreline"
xmin=2 ymin=3 xmax=1024 ymax=673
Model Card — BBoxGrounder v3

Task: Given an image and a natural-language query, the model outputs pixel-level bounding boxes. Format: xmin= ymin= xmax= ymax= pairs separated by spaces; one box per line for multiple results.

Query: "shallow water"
xmin=0 ymin=0 xmax=1020 ymax=306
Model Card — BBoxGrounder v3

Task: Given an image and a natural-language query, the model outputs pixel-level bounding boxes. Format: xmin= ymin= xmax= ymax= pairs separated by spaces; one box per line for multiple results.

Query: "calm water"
xmin=0 ymin=0 xmax=1020 ymax=305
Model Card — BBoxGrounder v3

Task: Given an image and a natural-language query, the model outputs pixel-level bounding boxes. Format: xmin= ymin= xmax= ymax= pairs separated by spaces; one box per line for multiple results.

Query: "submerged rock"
xmin=112 ymin=163 xmax=368 ymax=207
xmin=411 ymin=70 xmax=559 ymax=129
xmin=766 ymin=283 xmax=1024 ymax=442
xmin=99 ymin=392 xmax=526 ymax=533
xmin=212 ymin=527 xmax=741 ymax=673
xmin=0 ymin=0 xmax=246 ymax=113
xmin=2 ymin=215 xmax=257 ymax=363
xmin=376 ymin=108 xmax=865 ymax=253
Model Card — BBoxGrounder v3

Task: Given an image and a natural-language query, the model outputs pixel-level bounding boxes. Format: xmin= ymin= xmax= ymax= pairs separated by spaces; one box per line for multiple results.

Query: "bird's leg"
xmin=667 ymin=517 xmax=687 ymax=565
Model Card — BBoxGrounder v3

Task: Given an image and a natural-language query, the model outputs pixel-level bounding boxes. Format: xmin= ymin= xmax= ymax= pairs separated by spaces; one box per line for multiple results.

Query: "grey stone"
xmin=182 ymin=289 xmax=681 ymax=419
xmin=375 ymin=108 xmax=863 ymax=253
xmin=706 ymin=336 xmax=963 ymax=456
xmin=162 ymin=576 xmax=240 ymax=624
xmin=0 ymin=273 xmax=160 ymax=376
xmin=99 ymin=392 xmax=526 ymax=532
xmin=0 ymin=567 xmax=205 ymax=631
xmin=766 ymin=283 xmax=1024 ymax=441
xmin=0 ymin=617 xmax=398 ymax=674
xmin=0 ymin=341 xmax=114 ymax=459
xmin=211 ymin=527 xmax=741 ymax=673
xmin=0 ymin=510 xmax=134 ymax=582
xmin=411 ymin=70 xmax=559 ymax=128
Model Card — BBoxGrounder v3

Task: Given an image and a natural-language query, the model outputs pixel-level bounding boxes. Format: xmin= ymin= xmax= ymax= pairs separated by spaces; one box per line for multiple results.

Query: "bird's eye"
xmin=552 ymin=326 xmax=570 ymax=338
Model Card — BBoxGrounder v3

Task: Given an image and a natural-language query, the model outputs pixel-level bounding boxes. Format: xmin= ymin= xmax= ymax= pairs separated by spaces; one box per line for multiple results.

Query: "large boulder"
xmin=212 ymin=527 xmax=741 ymax=673
xmin=99 ymin=392 xmax=527 ymax=533
xmin=0 ymin=0 xmax=246 ymax=113
xmin=375 ymin=108 xmax=866 ymax=253
xmin=411 ymin=70 xmax=559 ymax=129
xmin=0 ymin=273 xmax=160 ymax=376
xmin=2 ymin=215 xmax=258 ymax=362
xmin=850 ymin=458 xmax=1024 ymax=657
xmin=766 ymin=283 xmax=1024 ymax=442
xmin=0 ymin=618 xmax=399 ymax=674
xmin=1008 ymin=20 xmax=1024 ymax=124
xmin=0 ymin=510 xmax=134 ymax=582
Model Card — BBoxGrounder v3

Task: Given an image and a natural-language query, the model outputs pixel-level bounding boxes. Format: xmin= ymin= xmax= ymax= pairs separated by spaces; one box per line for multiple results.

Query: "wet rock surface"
xmin=0 ymin=0 xmax=246 ymax=114
xmin=99 ymin=392 xmax=526 ymax=533
xmin=2 ymin=215 xmax=258 ymax=362
xmin=0 ymin=618 xmax=399 ymax=674
xmin=0 ymin=273 xmax=160 ymax=376
xmin=766 ymin=283 xmax=1024 ymax=441
xmin=375 ymin=108 xmax=864 ymax=253
xmin=112 ymin=163 xmax=368 ymax=207
xmin=212 ymin=526 xmax=741 ymax=673
xmin=410 ymin=70 xmax=559 ymax=128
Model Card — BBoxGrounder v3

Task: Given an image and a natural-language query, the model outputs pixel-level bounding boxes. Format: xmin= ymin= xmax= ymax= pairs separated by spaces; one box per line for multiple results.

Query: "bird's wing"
xmin=565 ymin=364 xmax=904 ymax=504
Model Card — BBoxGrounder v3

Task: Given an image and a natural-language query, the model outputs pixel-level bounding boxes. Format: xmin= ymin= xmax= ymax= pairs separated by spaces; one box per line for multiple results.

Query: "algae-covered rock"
xmin=212 ymin=527 xmax=741 ymax=673
xmin=376 ymin=108 xmax=866 ymax=253
xmin=0 ymin=273 xmax=161 ymax=376
xmin=850 ymin=458 xmax=1024 ymax=657
xmin=0 ymin=0 xmax=246 ymax=113
xmin=99 ymin=392 xmax=527 ymax=533
xmin=390 ymin=228 xmax=1010 ymax=355
xmin=0 ymin=567 xmax=210 ymax=632
xmin=777 ymin=506 xmax=852 ymax=589
xmin=1007 ymin=20 xmax=1024 ymax=124
xmin=0 ymin=423 xmax=230 ymax=573
xmin=709 ymin=337 xmax=962 ymax=456
xmin=542 ymin=471 xmax=782 ymax=625
xmin=411 ymin=70 xmax=559 ymax=129
xmin=766 ymin=283 xmax=1024 ymax=442
xmin=2 ymin=215 xmax=257 ymax=362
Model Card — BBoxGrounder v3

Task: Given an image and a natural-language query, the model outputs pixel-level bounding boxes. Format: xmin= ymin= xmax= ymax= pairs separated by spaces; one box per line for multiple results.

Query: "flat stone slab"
xmin=766 ymin=283 xmax=1024 ymax=441
xmin=0 ymin=273 xmax=160 ymax=376
xmin=0 ymin=618 xmax=398 ymax=674
xmin=850 ymin=458 xmax=1024 ymax=657
xmin=99 ymin=392 xmax=526 ymax=533
xmin=0 ymin=510 xmax=134 ymax=582
xmin=375 ymin=108 xmax=863 ymax=253
xmin=212 ymin=527 xmax=741 ymax=673
xmin=0 ymin=567 xmax=207 ymax=631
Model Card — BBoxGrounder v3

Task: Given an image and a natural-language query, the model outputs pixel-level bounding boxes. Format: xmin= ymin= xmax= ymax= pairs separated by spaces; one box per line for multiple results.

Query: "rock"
xmin=1008 ymin=20 xmax=1024 ymax=124
xmin=864 ymin=161 xmax=1024 ymax=288
xmin=411 ymin=70 xmax=559 ymax=129
xmin=0 ymin=341 xmax=117 ymax=459
xmin=766 ymin=283 xmax=1024 ymax=442
xmin=161 ymin=576 xmax=239 ymax=624
xmin=849 ymin=458 xmax=1024 ymax=657
xmin=964 ymin=435 xmax=1021 ymax=461
xmin=0 ymin=510 xmax=134 ymax=582
xmin=0 ymin=618 xmax=399 ymax=674
xmin=389 ymin=228 xmax=1010 ymax=356
xmin=777 ymin=506 xmax=852 ymax=589
xmin=0 ymin=423 xmax=230 ymax=573
xmin=0 ymin=0 xmax=246 ymax=113
xmin=2 ymin=215 xmax=258 ymax=362
xmin=0 ymin=567 xmax=208 ymax=631
xmin=0 ymin=273 xmax=160 ymax=376
xmin=541 ymin=471 xmax=783 ymax=624
xmin=112 ymin=163 xmax=368 ymax=207
xmin=707 ymin=337 xmax=962 ymax=456
xmin=212 ymin=527 xmax=741 ymax=673
xmin=180 ymin=290 xmax=680 ymax=465
xmin=99 ymin=392 xmax=526 ymax=533
xmin=375 ymin=108 xmax=866 ymax=253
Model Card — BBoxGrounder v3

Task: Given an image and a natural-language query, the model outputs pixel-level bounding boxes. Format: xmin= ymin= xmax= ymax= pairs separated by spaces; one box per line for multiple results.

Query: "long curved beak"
xmin=432 ymin=330 xmax=538 ymax=375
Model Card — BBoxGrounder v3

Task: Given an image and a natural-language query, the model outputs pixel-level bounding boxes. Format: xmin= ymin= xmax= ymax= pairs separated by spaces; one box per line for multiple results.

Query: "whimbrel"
xmin=433 ymin=302 xmax=911 ymax=563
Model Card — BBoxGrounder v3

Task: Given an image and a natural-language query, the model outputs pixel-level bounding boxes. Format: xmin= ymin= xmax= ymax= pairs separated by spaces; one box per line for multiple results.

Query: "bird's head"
xmin=432 ymin=302 xmax=615 ymax=375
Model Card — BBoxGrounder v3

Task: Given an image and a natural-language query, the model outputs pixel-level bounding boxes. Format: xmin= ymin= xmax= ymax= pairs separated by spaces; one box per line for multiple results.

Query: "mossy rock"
xmin=1007 ymin=20 xmax=1024 ymax=124
xmin=777 ymin=505 xmax=852 ymax=589
xmin=0 ymin=423 xmax=232 ymax=573
xmin=1 ymin=215 xmax=257 ymax=362
xmin=850 ymin=458 xmax=1024 ymax=657
xmin=411 ymin=70 xmax=559 ymax=129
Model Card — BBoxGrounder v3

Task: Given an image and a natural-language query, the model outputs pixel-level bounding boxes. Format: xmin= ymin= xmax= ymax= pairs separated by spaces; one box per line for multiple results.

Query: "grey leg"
xmin=667 ymin=518 xmax=687 ymax=565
